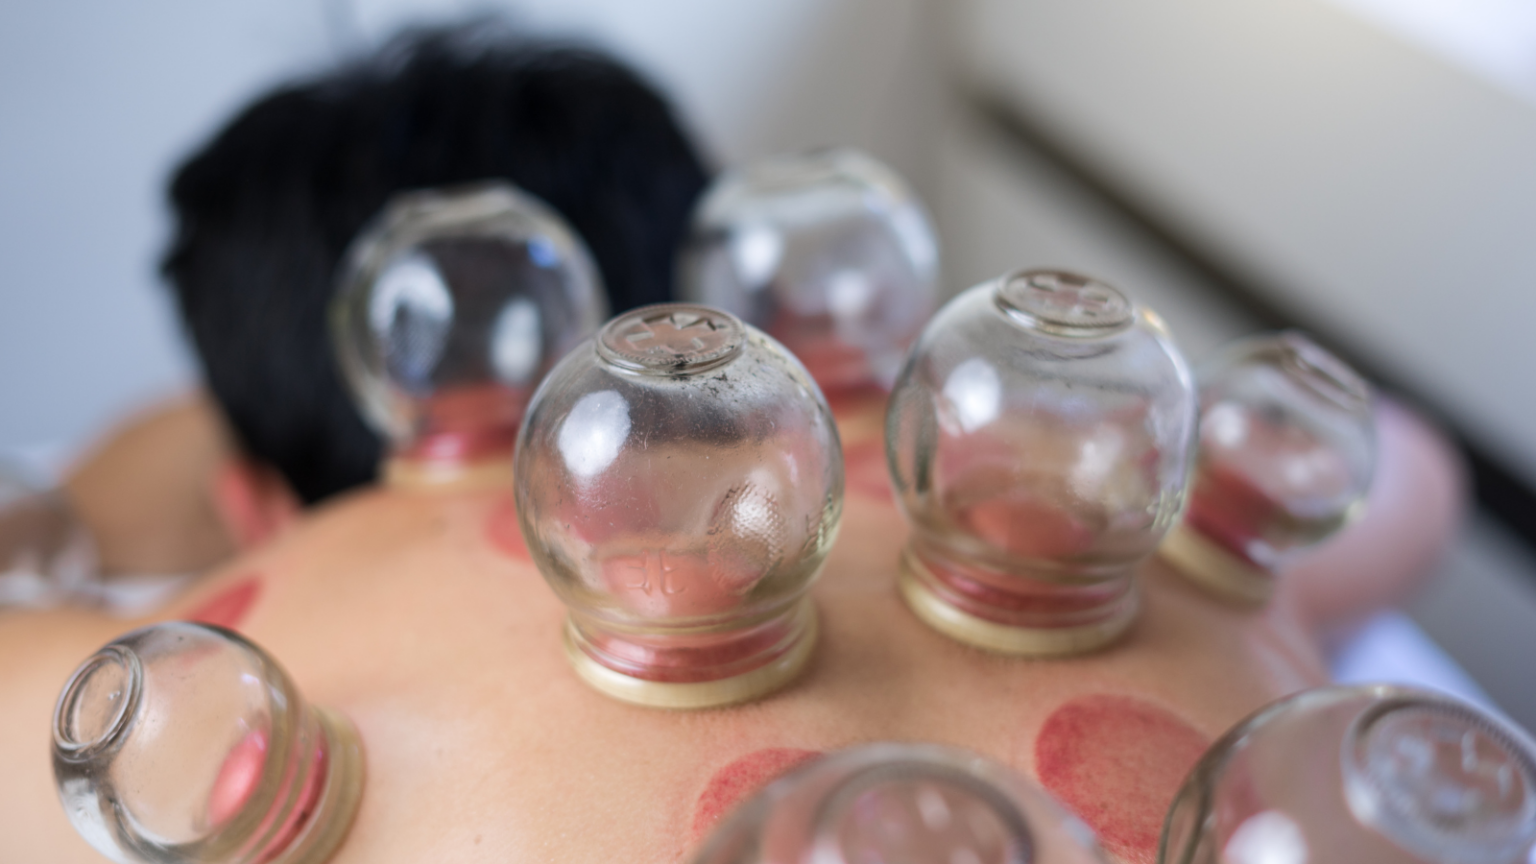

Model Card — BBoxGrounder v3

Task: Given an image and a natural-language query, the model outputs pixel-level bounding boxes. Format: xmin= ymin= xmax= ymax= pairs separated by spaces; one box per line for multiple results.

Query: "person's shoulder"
xmin=64 ymin=392 xmax=236 ymax=574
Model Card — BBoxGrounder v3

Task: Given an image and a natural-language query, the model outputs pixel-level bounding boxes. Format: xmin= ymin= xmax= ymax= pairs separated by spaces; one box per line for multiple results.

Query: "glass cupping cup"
xmin=691 ymin=743 xmax=1111 ymax=864
xmin=679 ymin=148 xmax=939 ymax=394
xmin=52 ymin=622 xmax=364 ymax=864
xmin=1159 ymin=331 xmax=1375 ymax=604
xmin=1161 ymin=685 xmax=1536 ymax=864
xmin=514 ymin=304 xmax=843 ymax=709
xmin=886 ymin=270 xmax=1197 ymax=656
xmin=332 ymin=181 xmax=607 ymax=485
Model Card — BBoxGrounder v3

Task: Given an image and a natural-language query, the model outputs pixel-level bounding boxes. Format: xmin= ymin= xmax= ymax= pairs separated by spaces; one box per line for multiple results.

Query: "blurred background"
xmin=3 ymin=0 xmax=1534 ymax=721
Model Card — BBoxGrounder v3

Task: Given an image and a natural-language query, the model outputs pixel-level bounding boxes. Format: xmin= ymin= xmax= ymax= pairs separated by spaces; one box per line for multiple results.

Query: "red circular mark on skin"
xmin=959 ymin=493 xmax=1094 ymax=560
xmin=691 ymin=747 xmax=822 ymax=840
xmin=397 ymin=383 xmax=525 ymax=462
xmin=485 ymin=495 xmax=530 ymax=561
xmin=188 ymin=577 xmax=262 ymax=631
xmin=208 ymin=729 xmax=268 ymax=826
xmin=844 ymin=440 xmax=893 ymax=502
xmin=1035 ymin=695 xmax=1210 ymax=864
xmin=208 ymin=729 xmax=331 ymax=854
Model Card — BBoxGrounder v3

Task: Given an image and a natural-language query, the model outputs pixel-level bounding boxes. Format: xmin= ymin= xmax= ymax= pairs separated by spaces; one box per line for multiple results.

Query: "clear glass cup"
xmin=331 ymin=181 xmax=608 ymax=486
xmin=691 ymin=743 xmax=1111 ymax=864
xmin=886 ymin=269 xmax=1197 ymax=656
xmin=678 ymin=147 xmax=939 ymax=395
xmin=514 ymin=303 xmax=843 ymax=709
xmin=0 ymin=459 xmax=97 ymax=609
xmin=1162 ymin=684 xmax=1536 ymax=864
xmin=52 ymin=622 xmax=364 ymax=864
xmin=1160 ymin=331 xmax=1375 ymax=603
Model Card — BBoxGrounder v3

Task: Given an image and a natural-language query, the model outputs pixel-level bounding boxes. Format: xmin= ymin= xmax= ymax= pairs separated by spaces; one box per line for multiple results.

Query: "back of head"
xmin=162 ymin=22 xmax=709 ymax=504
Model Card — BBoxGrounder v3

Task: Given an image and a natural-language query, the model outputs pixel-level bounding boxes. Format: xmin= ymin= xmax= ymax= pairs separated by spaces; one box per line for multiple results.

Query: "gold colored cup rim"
xmin=1157 ymin=522 xmax=1275 ymax=606
xmin=270 ymin=706 xmax=366 ymax=864
xmin=897 ymin=554 xmax=1138 ymax=657
xmin=562 ymin=601 xmax=819 ymax=710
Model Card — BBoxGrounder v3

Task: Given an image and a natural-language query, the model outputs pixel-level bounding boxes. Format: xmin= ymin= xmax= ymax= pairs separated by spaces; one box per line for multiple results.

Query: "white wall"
xmin=0 ymin=0 xmax=945 ymax=456
xmin=0 ymin=1 xmax=336 ymax=457
xmin=960 ymin=0 xmax=1536 ymax=491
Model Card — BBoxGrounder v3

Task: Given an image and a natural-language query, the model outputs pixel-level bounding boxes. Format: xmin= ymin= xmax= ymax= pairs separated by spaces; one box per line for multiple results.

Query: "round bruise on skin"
xmin=187 ymin=576 xmax=263 ymax=631
xmin=207 ymin=729 xmax=270 ymax=827
xmin=691 ymin=747 xmax=823 ymax=840
xmin=484 ymin=494 xmax=530 ymax=561
xmin=1034 ymin=694 xmax=1210 ymax=864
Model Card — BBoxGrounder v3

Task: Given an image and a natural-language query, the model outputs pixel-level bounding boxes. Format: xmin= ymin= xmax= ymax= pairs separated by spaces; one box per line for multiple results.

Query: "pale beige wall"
xmin=956 ymin=0 xmax=1536 ymax=491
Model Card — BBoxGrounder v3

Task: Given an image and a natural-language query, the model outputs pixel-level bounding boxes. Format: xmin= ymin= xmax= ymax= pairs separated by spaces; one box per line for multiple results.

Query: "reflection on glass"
xmin=679 ymin=148 xmax=938 ymax=394
xmin=1162 ymin=684 xmax=1536 ymax=864
xmin=332 ymin=182 xmax=607 ymax=481
xmin=886 ymin=270 xmax=1196 ymax=656
xmin=515 ymin=303 xmax=843 ymax=709
xmin=52 ymin=622 xmax=363 ymax=864
xmin=1160 ymin=331 xmax=1375 ymax=604
xmin=691 ymin=743 xmax=1111 ymax=864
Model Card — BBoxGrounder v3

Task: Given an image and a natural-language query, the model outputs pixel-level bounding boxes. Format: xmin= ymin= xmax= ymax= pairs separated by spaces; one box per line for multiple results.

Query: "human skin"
xmin=61 ymin=394 xmax=237 ymax=576
xmin=0 ymin=396 xmax=1460 ymax=864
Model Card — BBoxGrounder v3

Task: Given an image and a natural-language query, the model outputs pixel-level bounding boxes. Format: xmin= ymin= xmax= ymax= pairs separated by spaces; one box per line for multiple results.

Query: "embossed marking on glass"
xmin=515 ymin=303 xmax=843 ymax=709
xmin=52 ymin=622 xmax=365 ymax=864
xmin=690 ymin=743 xmax=1112 ymax=864
xmin=1159 ymin=331 xmax=1375 ymax=604
xmin=996 ymin=270 xmax=1135 ymax=335
xmin=679 ymin=147 xmax=939 ymax=394
xmin=332 ymin=181 xmax=607 ymax=483
xmin=886 ymin=269 xmax=1197 ymax=656
xmin=597 ymin=306 xmax=745 ymax=373
xmin=1161 ymin=684 xmax=1536 ymax=864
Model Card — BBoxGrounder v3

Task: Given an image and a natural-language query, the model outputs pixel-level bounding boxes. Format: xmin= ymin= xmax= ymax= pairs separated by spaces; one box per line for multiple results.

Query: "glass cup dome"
xmin=1162 ymin=685 xmax=1536 ymax=864
xmin=1159 ymin=330 xmax=1376 ymax=604
xmin=52 ymin=622 xmax=364 ymax=864
xmin=332 ymin=181 xmax=607 ymax=486
xmin=886 ymin=269 xmax=1197 ymax=656
xmin=678 ymin=147 xmax=939 ymax=395
xmin=691 ymin=743 xmax=1111 ymax=864
xmin=514 ymin=303 xmax=843 ymax=709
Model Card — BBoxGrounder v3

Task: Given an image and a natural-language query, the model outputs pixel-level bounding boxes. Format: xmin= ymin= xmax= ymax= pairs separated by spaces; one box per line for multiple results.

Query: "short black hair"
xmin=162 ymin=23 xmax=709 ymax=504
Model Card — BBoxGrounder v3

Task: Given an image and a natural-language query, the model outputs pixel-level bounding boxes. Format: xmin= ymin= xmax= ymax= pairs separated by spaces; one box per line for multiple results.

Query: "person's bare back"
xmin=0 ymin=396 xmax=1460 ymax=864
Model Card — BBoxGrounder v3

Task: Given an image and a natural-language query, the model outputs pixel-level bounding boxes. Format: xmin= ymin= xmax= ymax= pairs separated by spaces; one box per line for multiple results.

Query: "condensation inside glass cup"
xmin=333 ymin=185 xmax=606 ymax=457
xmin=53 ymin=624 xmax=291 ymax=858
xmin=890 ymin=272 xmax=1195 ymax=583
xmin=1187 ymin=332 xmax=1375 ymax=570
xmin=516 ymin=304 xmax=843 ymax=638
xmin=681 ymin=148 xmax=939 ymax=392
